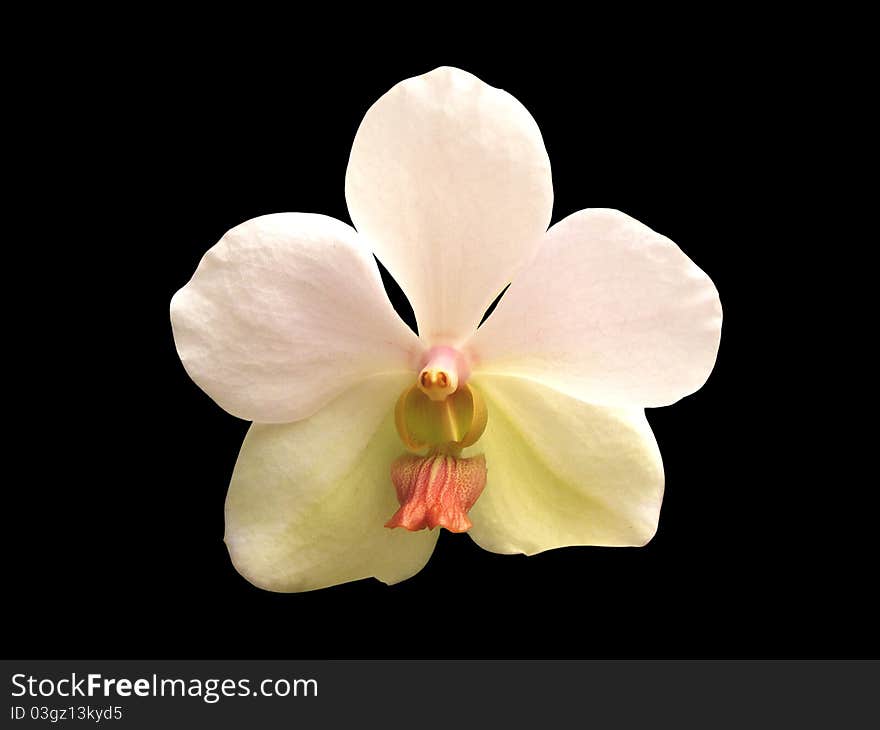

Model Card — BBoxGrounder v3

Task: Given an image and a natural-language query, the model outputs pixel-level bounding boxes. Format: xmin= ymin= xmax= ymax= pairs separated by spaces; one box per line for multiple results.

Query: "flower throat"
xmin=385 ymin=346 xmax=488 ymax=532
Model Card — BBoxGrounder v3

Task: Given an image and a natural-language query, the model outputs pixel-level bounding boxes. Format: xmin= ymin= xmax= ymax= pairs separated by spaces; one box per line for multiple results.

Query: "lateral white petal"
xmin=346 ymin=66 xmax=553 ymax=346
xmin=465 ymin=374 xmax=664 ymax=554
xmin=469 ymin=208 xmax=721 ymax=407
xmin=225 ymin=374 xmax=438 ymax=592
xmin=171 ymin=213 xmax=419 ymax=422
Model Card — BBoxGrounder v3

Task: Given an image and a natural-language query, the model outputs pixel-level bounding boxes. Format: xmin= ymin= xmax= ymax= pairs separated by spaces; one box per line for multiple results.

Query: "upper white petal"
xmin=468 ymin=208 xmax=722 ymax=408
xmin=465 ymin=374 xmax=664 ymax=554
xmin=225 ymin=373 xmax=438 ymax=592
xmin=345 ymin=66 xmax=553 ymax=346
xmin=171 ymin=213 xmax=420 ymax=423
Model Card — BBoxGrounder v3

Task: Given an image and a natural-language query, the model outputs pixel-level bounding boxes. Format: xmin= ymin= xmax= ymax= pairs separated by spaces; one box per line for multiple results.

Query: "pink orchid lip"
xmin=416 ymin=345 xmax=471 ymax=401
xmin=386 ymin=452 xmax=487 ymax=533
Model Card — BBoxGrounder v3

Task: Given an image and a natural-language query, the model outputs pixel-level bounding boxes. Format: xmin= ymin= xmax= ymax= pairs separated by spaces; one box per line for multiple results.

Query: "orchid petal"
xmin=464 ymin=374 xmax=664 ymax=554
xmin=469 ymin=208 xmax=722 ymax=408
xmin=225 ymin=373 xmax=438 ymax=592
xmin=171 ymin=213 xmax=419 ymax=423
xmin=345 ymin=66 xmax=553 ymax=345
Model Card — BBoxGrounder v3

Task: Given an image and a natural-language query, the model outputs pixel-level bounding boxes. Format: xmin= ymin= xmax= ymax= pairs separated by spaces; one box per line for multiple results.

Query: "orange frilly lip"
xmin=386 ymin=452 xmax=487 ymax=533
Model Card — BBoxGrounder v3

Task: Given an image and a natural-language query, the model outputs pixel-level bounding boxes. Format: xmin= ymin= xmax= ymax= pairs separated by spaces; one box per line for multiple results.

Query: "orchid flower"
xmin=170 ymin=67 xmax=722 ymax=592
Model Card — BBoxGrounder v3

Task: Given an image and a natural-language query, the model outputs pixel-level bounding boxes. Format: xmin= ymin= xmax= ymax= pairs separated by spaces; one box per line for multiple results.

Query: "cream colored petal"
xmin=225 ymin=373 xmax=438 ymax=592
xmin=345 ymin=66 xmax=553 ymax=345
xmin=464 ymin=374 xmax=664 ymax=555
xmin=171 ymin=213 xmax=420 ymax=423
xmin=469 ymin=208 xmax=722 ymax=408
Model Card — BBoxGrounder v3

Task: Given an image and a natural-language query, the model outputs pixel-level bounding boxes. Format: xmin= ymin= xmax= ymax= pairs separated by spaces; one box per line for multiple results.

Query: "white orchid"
xmin=170 ymin=67 xmax=722 ymax=592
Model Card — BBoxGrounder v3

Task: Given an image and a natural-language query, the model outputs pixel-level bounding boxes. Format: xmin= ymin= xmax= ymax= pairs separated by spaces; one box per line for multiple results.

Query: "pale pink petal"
xmin=469 ymin=208 xmax=721 ymax=407
xmin=171 ymin=213 xmax=419 ymax=423
xmin=345 ymin=66 xmax=553 ymax=346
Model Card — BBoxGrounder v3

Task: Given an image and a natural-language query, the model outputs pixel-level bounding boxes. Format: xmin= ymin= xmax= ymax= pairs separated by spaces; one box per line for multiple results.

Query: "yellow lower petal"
xmin=225 ymin=373 xmax=438 ymax=592
xmin=464 ymin=374 xmax=665 ymax=555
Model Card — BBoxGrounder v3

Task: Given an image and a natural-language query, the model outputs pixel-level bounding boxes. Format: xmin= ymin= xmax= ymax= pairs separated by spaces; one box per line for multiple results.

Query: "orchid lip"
xmin=389 ymin=344 xmax=488 ymax=532
xmin=386 ymin=452 xmax=487 ymax=533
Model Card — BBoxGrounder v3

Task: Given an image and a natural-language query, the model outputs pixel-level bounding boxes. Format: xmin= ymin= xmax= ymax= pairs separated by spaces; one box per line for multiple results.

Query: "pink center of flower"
xmin=416 ymin=345 xmax=471 ymax=401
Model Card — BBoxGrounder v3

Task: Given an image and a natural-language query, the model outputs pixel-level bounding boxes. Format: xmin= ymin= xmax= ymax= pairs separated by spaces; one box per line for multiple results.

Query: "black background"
xmin=9 ymin=34 xmax=872 ymax=659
